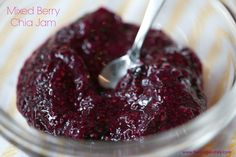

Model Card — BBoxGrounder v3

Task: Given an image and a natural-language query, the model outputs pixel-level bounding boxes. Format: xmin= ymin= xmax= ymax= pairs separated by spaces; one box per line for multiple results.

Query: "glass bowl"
xmin=0 ymin=0 xmax=236 ymax=156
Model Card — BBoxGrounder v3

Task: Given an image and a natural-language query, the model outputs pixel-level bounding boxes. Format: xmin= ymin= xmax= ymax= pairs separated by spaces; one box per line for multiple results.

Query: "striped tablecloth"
xmin=0 ymin=0 xmax=236 ymax=156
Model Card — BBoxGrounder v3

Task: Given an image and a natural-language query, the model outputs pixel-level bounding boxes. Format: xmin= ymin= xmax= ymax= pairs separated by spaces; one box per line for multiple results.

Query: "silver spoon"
xmin=98 ymin=0 xmax=165 ymax=89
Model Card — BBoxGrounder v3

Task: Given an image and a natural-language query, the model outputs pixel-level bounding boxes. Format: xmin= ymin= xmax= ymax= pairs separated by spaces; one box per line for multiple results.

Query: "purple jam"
xmin=17 ymin=8 xmax=206 ymax=141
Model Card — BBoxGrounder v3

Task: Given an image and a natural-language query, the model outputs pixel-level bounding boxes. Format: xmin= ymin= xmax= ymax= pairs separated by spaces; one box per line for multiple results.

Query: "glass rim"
xmin=0 ymin=0 xmax=236 ymax=156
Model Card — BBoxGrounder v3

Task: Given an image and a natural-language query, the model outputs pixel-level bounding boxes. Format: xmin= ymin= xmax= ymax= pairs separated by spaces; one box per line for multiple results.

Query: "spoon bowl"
xmin=98 ymin=54 xmax=141 ymax=89
xmin=98 ymin=0 xmax=165 ymax=89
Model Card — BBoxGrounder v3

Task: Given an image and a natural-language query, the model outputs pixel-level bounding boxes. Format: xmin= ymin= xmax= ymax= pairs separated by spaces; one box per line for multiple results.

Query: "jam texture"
xmin=17 ymin=8 xmax=206 ymax=141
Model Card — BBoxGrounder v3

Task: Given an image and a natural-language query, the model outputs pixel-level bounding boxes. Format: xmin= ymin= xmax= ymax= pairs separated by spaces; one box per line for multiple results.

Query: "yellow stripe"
xmin=0 ymin=0 xmax=33 ymax=35
xmin=188 ymin=4 xmax=214 ymax=48
xmin=58 ymin=0 xmax=85 ymax=24
xmin=203 ymin=28 xmax=230 ymax=106
xmin=203 ymin=28 xmax=231 ymax=78
xmin=228 ymin=134 xmax=236 ymax=157
xmin=1 ymin=146 xmax=18 ymax=157
xmin=0 ymin=0 xmax=57 ymax=85
xmin=6 ymin=95 xmax=16 ymax=115
xmin=2 ymin=1 xmax=236 ymax=156
xmin=57 ymin=139 xmax=66 ymax=157
xmin=117 ymin=0 xmax=133 ymax=16
xmin=192 ymin=142 xmax=213 ymax=157
xmin=202 ymin=28 xmax=232 ymax=106
xmin=204 ymin=39 xmax=221 ymax=66
xmin=0 ymin=0 xmax=53 ymax=41
xmin=208 ymin=54 xmax=232 ymax=106
xmin=38 ymin=133 xmax=50 ymax=157
xmin=203 ymin=41 xmax=221 ymax=98
xmin=164 ymin=0 xmax=190 ymax=33
xmin=0 ymin=14 xmax=25 ymax=42
xmin=227 ymin=134 xmax=236 ymax=157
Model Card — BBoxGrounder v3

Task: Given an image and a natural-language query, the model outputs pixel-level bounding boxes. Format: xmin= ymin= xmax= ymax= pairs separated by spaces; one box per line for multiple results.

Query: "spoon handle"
xmin=129 ymin=0 xmax=165 ymax=62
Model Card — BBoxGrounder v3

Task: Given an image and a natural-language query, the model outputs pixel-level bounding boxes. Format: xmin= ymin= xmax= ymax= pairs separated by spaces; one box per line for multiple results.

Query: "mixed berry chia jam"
xmin=17 ymin=8 xmax=206 ymax=141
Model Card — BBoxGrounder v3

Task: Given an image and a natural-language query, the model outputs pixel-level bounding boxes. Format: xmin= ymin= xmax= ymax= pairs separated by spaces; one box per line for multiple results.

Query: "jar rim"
xmin=0 ymin=0 xmax=236 ymax=156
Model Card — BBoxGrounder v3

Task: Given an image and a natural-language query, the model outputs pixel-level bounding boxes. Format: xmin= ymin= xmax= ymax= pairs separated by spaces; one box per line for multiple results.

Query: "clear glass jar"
xmin=0 ymin=0 xmax=236 ymax=156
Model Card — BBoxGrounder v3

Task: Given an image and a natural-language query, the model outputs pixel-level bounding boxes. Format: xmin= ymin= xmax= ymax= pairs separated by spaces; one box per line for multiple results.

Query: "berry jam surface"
xmin=17 ymin=8 xmax=206 ymax=141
